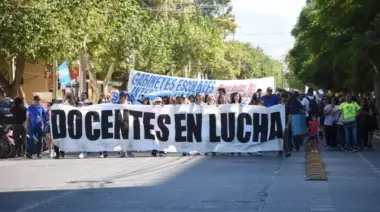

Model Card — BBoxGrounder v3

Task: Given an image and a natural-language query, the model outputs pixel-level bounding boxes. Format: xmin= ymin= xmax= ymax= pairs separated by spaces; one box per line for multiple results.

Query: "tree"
xmin=1 ymin=0 xmax=284 ymax=100
xmin=0 ymin=0 xmax=81 ymax=97
xmin=287 ymin=0 xmax=380 ymax=93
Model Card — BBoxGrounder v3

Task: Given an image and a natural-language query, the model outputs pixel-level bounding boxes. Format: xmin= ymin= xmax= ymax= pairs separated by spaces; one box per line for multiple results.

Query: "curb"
xmin=305 ymin=140 xmax=328 ymax=181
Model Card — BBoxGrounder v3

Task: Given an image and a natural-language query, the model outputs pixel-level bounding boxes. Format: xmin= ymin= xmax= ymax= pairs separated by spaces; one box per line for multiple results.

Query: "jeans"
xmin=28 ymin=126 xmax=44 ymax=155
xmin=343 ymin=122 xmax=357 ymax=149
xmin=325 ymin=125 xmax=337 ymax=147
xmin=13 ymin=124 xmax=26 ymax=156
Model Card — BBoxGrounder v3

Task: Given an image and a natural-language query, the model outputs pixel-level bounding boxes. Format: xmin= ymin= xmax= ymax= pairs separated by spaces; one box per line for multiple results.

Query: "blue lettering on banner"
xmin=154 ymin=77 xmax=162 ymax=89
xmin=176 ymin=79 xmax=184 ymax=90
xmin=149 ymin=76 xmax=159 ymax=89
xmin=131 ymin=72 xmax=217 ymax=95
xmin=141 ymin=74 xmax=148 ymax=87
xmin=190 ymin=81 xmax=197 ymax=92
xmin=182 ymin=80 xmax=189 ymax=92
xmin=171 ymin=79 xmax=177 ymax=90
xmin=196 ymin=81 xmax=203 ymax=93
xmin=160 ymin=77 xmax=169 ymax=90
xmin=132 ymin=73 xmax=141 ymax=86
xmin=164 ymin=78 xmax=173 ymax=90
xmin=207 ymin=80 xmax=216 ymax=93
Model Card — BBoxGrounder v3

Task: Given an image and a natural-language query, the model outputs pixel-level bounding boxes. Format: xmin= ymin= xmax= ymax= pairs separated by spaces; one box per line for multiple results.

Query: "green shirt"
xmin=338 ymin=102 xmax=360 ymax=122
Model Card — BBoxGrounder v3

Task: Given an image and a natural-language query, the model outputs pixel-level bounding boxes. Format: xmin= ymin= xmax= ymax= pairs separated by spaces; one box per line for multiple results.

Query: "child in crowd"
xmin=308 ymin=114 xmax=320 ymax=153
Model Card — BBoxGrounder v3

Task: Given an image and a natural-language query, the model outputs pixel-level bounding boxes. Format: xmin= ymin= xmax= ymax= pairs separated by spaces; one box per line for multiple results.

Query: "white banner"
xmin=50 ymin=104 xmax=285 ymax=153
xmin=127 ymin=70 xmax=275 ymax=101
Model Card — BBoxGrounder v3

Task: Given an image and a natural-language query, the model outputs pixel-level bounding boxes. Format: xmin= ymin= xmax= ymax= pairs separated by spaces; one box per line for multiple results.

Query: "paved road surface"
xmin=1 ymin=142 xmax=380 ymax=212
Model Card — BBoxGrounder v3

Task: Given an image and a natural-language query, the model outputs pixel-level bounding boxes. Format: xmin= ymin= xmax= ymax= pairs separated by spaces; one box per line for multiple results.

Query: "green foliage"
xmin=287 ymin=0 xmax=380 ymax=92
xmin=0 ymin=0 xmax=283 ymax=97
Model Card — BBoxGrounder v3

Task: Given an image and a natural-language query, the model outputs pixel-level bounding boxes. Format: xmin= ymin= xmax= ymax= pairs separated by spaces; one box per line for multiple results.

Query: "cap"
xmin=119 ymin=91 xmax=128 ymax=97
xmin=33 ymin=95 xmax=41 ymax=101
xmin=153 ymin=97 xmax=162 ymax=102
xmin=267 ymin=87 xmax=273 ymax=91
xmin=181 ymin=94 xmax=187 ymax=98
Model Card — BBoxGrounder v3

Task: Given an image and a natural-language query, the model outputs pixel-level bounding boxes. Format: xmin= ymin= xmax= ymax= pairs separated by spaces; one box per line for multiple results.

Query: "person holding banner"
xmin=289 ymin=91 xmax=305 ymax=151
xmin=261 ymin=87 xmax=280 ymax=108
xmin=194 ymin=93 xmax=206 ymax=106
xmin=119 ymin=91 xmax=134 ymax=157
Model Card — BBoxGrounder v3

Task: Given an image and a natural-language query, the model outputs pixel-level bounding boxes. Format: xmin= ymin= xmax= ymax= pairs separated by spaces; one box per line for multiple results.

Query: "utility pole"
xmin=52 ymin=60 xmax=57 ymax=99
xmin=79 ymin=54 xmax=87 ymax=96
xmin=127 ymin=54 xmax=135 ymax=90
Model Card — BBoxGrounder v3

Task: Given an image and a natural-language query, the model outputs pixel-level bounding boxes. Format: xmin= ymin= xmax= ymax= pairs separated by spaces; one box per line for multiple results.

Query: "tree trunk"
xmin=85 ymin=57 xmax=100 ymax=102
xmin=11 ymin=54 xmax=25 ymax=97
xmin=0 ymin=54 xmax=25 ymax=98
xmin=102 ymin=62 xmax=116 ymax=93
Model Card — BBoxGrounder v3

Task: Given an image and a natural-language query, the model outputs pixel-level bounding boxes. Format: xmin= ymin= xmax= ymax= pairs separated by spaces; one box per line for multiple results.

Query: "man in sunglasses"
xmin=261 ymin=87 xmax=280 ymax=108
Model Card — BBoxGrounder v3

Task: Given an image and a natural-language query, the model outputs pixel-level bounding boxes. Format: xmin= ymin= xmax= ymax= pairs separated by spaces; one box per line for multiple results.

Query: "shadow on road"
xmin=0 ymin=153 xmax=288 ymax=212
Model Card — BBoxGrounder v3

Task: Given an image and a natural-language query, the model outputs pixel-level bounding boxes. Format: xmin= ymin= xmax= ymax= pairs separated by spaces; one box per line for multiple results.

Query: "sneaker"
xmin=285 ymin=153 xmax=292 ymax=157
xmin=103 ymin=152 xmax=108 ymax=158
xmin=182 ymin=153 xmax=187 ymax=156
xmin=152 ymin=150 xmax=157 ymax=157
xmin=352 ymin=149 xmax=358 ymax=153
xmin=60 ymin=151 xmax=65 ymax=158
xmin=99 ymin=153 xmax=104 ymax=158
xmin=78 ymin=152 xmax=85 ymax=159
xmin=120 ymin=151 xmax=126 ymax=158
xmin=212 ymin=152 xmax=216 ymax=156
xmin=49 ymin=152 xmax=55 ymax=158
xmin=26 ymin=153 xmax=33 ymax=159
xmin=127 ymin=151 xmax=135 ymax=157
xmin=37 ymin=154 xmax=42 ymax=159
xmin=237 ymin=153 xmax=242 ymax=156
xmin=256 ymin=152 xmax=261 ymax=156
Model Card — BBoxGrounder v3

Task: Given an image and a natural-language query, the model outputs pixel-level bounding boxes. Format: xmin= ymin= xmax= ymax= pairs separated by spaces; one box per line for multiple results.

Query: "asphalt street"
xmin=1 ymin=140 xmax=380 ymax=212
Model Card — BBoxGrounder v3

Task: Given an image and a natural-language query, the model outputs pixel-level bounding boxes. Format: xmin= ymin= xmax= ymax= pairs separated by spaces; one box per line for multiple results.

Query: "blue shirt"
xmin=261 ymin=95 xmax=280 ymax=107
xmin=290 ymin=99 xmax=304 ymax=115
xmin=27 ymin=104 xmax=46 ymax=128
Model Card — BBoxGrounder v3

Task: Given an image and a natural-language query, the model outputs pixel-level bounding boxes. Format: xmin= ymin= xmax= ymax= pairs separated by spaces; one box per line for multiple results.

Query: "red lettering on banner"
xmin=247 ymin=83 xmax=256 ymax=93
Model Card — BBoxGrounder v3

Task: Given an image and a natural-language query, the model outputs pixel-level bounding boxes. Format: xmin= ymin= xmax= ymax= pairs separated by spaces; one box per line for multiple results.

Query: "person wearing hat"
xmin=180 ymin=94 xmax=189 ymax=104
xmin=25 ymin=95 xmax=47 ymax=159
xmin=119 ymin=91 xmax=132 ymax=105
xmin=118 ymin=91 xmax=134 ymax=158
xmin=153 ymin=97 xmax=163 ymax=105
xmin=261 ymin=87 xmax=280 ymax=108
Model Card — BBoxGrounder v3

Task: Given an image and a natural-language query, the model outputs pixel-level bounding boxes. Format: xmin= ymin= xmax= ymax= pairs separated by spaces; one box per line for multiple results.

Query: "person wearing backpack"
xmin=301 ymin=87 xmax=321 ymax=122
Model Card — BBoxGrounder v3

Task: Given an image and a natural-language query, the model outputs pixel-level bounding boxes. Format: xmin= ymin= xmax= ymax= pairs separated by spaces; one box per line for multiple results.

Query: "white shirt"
xmin=324 ymin=104 xmax=339 ymax=126
xmin=301 ymin=95 xmax=321 ymax=117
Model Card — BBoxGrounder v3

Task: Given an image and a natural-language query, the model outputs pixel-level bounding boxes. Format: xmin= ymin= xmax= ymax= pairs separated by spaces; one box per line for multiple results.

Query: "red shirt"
xmin=308 ymin=120 xmax=319 ymax=136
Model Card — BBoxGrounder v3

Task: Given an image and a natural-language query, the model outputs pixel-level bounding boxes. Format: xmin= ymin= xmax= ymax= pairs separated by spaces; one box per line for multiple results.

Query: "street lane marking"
xmin=356 ymin=153 xmax=380 ymax=178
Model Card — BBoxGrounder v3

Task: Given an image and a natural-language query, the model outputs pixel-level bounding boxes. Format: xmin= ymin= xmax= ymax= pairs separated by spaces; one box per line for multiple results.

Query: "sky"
xmin=228 ymin=0 xmax=306 ymax=60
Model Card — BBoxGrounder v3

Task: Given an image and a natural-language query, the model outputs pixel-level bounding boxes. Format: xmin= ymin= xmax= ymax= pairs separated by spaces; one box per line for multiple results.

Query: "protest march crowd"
xmin=0 ymin=83 xmax=378 ymax=160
